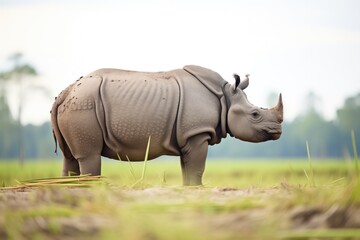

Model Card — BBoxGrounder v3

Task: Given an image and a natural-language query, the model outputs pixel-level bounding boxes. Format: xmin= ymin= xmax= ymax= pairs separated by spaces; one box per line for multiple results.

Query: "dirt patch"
xmin=1 ymin=186 xmax=359 ymax=239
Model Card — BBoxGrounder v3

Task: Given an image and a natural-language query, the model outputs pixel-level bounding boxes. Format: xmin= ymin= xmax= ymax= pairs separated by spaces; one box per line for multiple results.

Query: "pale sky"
xmin=1 ymin=0 xmax=360 ymax=124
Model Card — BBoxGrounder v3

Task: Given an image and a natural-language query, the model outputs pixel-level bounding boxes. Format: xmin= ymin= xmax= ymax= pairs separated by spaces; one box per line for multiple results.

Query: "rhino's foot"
xmin=183 ymin=178 xmax=203 ymax=186
xmin=181 ymin=158 xmax=205 ymax=186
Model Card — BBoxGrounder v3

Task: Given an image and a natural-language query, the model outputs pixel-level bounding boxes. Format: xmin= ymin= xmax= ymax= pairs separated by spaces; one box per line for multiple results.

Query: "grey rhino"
xmin=51 ymin=65 xmax=283 ymax=185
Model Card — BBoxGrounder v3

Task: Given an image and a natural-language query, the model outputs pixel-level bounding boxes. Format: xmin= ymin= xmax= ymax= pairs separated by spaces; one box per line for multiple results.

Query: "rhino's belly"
xmin=100 ymin=72 xmax=180 ymax=160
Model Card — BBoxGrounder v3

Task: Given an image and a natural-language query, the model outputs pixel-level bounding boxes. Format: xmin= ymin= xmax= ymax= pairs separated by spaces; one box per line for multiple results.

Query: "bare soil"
xmin=1 ymin=186 xmax=360 ymax=239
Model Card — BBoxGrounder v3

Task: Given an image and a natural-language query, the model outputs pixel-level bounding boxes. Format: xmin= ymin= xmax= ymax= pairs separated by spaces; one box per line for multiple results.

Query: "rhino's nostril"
xmin=278 ymin=114 xmax=283 ymax=123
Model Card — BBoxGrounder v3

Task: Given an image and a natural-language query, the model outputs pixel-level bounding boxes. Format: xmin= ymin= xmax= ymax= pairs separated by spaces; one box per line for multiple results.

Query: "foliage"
xmin=0 ymin=94 xmax=17 ymax=158
xmin=0 ymin=53 xmax=38 ymax=95
xmin=337 ymin=93 xmax=360 ymax=133
xmin=0 ymin=53 xmax=39 ymax=164
xmin=0 ymin=118 xmax=56 ymax=159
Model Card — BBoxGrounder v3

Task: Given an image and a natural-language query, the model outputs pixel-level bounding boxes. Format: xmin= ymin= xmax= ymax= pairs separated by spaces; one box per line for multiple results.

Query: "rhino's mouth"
xmin=270 ymin=131 xmax=282 ymax=140
xmin=263 ymin=125 xmax=282 ymax=140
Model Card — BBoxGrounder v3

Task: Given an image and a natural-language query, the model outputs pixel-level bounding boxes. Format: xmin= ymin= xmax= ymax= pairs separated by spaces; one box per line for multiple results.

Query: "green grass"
xmin=1 ymin=158 xmax=360 ymax=239
xmin=0 ymin=158 xmax=353 ymax=188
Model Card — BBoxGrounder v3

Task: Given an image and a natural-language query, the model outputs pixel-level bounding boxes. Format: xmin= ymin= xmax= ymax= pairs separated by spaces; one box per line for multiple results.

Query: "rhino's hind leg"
xmin=58 ymin=107 xmax=104 ymax=176
xmin=61 ymin=143 xmax=80 ymax=176
xmin=180 ymin=133 xmax=210 ymax=186
xmin=62 ymin=156 xmax=80 ymax=176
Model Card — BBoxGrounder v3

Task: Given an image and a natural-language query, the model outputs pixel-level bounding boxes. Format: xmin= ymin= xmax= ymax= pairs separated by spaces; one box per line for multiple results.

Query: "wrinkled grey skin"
xmin=51 ymin=65 xmax=283 ymax=186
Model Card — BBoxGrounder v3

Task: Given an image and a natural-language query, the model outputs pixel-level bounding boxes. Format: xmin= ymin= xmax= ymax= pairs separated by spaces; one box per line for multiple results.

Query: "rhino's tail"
xmin=50 ymin=96 xmax=64 ymax=156
xmin=52 ymin=129 xmax=58 ymax=155
xmin=50 ymin=84 xmax=74 ymax=158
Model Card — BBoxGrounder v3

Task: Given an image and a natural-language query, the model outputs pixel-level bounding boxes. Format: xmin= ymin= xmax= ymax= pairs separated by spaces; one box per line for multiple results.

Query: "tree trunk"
xmin=18 ymin=77 xmax=24 ymax=166
xmin=18 ymin=104 xmax=24 ymax=165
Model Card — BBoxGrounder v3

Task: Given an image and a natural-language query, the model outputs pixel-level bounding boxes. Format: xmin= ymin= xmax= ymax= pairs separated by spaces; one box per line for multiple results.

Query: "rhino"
xmin=51 ymin=65 xmax=283 ymax=185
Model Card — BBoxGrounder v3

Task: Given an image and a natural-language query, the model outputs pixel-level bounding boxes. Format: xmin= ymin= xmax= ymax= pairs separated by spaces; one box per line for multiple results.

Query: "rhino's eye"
xmin=251 ymin=111 xmax=260 ymax=119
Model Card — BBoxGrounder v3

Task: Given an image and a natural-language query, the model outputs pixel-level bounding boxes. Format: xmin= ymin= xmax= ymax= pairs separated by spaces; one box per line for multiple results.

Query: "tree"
xmin=290 ymin=111 xmax=341 ymax=157
xmin=0 ymin=53 xmax=37 ymax=164
xmin=337 ymin=93 xmax=360 ymax=133
xmin=336 ymin=92 xmax=360 ymax=157
xmin=0 ymin=93 xmax=17 ymax=158
xmin=302 ymin=91 xmax=323 ymax=116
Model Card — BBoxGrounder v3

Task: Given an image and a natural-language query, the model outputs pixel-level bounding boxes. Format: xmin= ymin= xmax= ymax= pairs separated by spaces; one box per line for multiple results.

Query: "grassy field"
xmin=1 ymin=158 xmax=360 ymax=239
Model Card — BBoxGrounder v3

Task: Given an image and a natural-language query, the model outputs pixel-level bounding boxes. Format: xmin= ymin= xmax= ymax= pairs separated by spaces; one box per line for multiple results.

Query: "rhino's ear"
xmin=239 ymin=74 xmax=250 ymax=90
xmin=233 ymin=73 xmax=240 ymax=91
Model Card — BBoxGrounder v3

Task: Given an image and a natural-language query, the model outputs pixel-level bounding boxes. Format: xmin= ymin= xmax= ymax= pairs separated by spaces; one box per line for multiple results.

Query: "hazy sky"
xmin=1 ymin=0 xmax=360 ymax=124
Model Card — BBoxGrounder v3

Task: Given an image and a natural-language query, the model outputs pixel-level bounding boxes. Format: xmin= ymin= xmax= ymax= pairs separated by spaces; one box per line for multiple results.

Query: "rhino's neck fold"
xmin=222 ymin=83 xmax=234 ymax=137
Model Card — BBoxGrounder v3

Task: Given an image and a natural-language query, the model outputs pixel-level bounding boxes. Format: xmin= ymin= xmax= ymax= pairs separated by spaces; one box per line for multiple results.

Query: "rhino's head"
xmin=225 ymin=74 xmax=283 ymax=142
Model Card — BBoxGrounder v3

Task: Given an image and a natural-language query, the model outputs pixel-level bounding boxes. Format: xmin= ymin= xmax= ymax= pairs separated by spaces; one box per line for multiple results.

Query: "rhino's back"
xmin=93 ymin=69 xmax=181 ymax=160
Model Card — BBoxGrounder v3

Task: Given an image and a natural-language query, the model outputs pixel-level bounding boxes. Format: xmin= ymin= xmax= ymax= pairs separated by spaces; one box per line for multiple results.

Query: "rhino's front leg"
xmin=180 ymin=133 xmax=210 ymax=186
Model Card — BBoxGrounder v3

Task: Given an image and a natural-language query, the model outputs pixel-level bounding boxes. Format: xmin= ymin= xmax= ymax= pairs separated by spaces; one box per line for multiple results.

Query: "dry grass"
xmin=1 ymin=175 xmax=104 ymax=190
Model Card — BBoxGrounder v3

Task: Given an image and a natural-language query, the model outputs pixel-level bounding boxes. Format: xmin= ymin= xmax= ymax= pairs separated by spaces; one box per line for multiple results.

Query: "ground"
xmin=1 ymin=160 xmax=360 ymax=239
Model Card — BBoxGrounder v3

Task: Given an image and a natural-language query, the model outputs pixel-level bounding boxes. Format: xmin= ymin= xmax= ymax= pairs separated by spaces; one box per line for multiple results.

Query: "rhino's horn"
xmin=275 ymin=93 xmax=283 ymax=123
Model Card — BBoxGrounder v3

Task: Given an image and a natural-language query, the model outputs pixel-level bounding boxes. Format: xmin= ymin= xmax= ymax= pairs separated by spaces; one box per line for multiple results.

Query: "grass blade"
xmin=306 ymin=141 xmax=315 ymax=187
xmin=116 ymin=152 xmax=122 ymax=161
xmin=303 ymin=169 xmax=309 ymax=185
xmin=141 ymin=135 xmax=151 ymax=180
xmin=351 ymin=129 xmax=359 ymax=177
xmin=131 ymin=136 xmax=151 ymax=188
xmin=126 ymin=155 xmax=137 ymax=180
